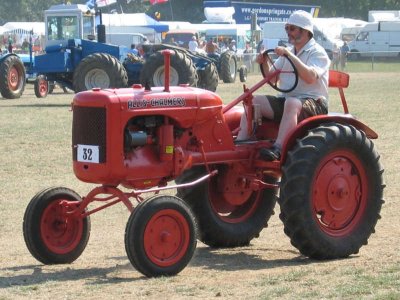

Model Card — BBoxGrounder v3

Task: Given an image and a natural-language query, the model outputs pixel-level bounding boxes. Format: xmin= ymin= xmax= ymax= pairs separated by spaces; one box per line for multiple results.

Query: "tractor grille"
xmin=72 ymin=106 xmax=106 ymax=163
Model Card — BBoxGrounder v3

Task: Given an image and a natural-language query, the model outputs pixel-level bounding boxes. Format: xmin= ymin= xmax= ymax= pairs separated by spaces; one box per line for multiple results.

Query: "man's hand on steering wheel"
xmin=259 ymin=48 xmax=299 ymax=93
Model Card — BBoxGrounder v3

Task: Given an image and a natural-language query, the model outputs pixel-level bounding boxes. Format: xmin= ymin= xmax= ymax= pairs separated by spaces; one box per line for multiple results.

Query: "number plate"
xmin=77 ymin=144 xmax=100 ymax=163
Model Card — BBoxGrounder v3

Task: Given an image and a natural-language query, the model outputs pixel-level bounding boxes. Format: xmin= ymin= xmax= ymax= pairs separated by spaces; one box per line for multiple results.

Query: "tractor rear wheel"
xmin=197 ymin=62 xmax=218 ymax=92
xmin=34 ymin=75 xmax=48 ymax=98
xmin=280 ymin=123 xmax=384 ymax=259
xmin=73 ymin=53 xmax=128 ymax=93
xmin=125 ymin=195 xmax=197 ymax=277
xmin=0 ymin=55 xmax=26 ymax=99
xmin=140 ymin=50 xmax=198 ymax=87
xmin=176 ymin=164 xmax=277 ymax=247
xmin=23 ymin=187 xmax=91 ymax=264
xmin=219 ymin=51 xmax=237 ymax=83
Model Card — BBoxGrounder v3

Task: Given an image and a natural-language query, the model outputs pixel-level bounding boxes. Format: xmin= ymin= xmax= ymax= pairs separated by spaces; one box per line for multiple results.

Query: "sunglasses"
xmin=285 ymin=25 xmax=301 ymax=32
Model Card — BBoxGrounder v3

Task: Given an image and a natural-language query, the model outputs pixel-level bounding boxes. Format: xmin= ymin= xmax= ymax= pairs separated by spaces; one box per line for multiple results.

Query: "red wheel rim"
xmin=40 ymin=200 xmax=84 ymax=254
xmin=312 ymin=150 xmax=368 ymax=236
xmin=8 ymin=66 xmax=21 ymax=91
xmin=143 ymin=209 xmax=190 ymax=267
xmin=208 ymin=169 xmax=262 ymax=224
xmin=38 ymin=79 xmax=48 ymax=96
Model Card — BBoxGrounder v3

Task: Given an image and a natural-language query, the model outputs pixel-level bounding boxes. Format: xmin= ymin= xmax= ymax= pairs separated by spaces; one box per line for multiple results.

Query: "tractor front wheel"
xmin=176 ymin=165 xmax=277 ymax=247
xmin=23 ymin=187 xmax=91 ymax=264
xmin=280 ymin=123 xmax=384 ymax=259
xmin=73 ymin=53 xmax=128 ymax=92
xmin=34 ymin=75 xmax=49 ymax=98
xmin=125 ymin=195 xmax=197 ymax=277
xmin=239 ymin=65 xmax=247 ymax=83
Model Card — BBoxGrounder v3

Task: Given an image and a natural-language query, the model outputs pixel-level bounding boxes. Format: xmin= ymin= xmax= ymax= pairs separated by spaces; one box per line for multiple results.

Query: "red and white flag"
xmin=96 ymin=0 xmax=117 ymax=7
xmin=149 ymin=0 xmax=169 ymax=5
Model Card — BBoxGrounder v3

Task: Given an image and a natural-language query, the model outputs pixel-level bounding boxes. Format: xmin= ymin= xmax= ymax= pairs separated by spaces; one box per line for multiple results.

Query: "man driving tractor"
xmin=236 ymin=10 xmax=331 ymax=161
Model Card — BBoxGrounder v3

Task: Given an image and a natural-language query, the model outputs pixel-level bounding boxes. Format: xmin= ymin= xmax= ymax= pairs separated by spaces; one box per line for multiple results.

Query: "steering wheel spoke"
xmin=260 ymin=49 xmax=298 ymax=93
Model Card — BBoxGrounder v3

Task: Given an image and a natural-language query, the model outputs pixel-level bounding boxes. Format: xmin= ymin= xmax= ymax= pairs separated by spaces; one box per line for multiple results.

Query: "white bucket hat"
xmin=287 ymin=10 xmax=314 ymax=36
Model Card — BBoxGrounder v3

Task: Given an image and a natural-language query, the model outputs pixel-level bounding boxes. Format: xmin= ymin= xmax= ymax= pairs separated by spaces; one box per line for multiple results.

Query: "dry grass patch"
xmin=1 ymin=74 xmax=399 ymax=299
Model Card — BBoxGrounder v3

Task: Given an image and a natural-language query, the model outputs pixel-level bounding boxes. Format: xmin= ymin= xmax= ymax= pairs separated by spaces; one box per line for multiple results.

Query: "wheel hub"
xmin=40 ymin=200 xmax=84 ymax=254
xmin=144 ymin=209 xmax=189 ymax=266
xmin=313 ymin=156 xmax=363 ymax=232
xmin=85 ymin=68 xmax=110 ymax=89
xmin=153 ymin=66 xmax=179 ymax=86
xmin=8 ymin=67 xmax=19 ymax=90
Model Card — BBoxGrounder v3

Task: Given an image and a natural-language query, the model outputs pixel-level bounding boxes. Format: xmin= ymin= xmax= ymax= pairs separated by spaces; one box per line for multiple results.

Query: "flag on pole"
xmin=86 ymin=0 xmax=95 ymax=8
xmin=96 ymin=0 xmax=117 ymax=7
xmin=150 ymin=0 xmax=169 ymax=5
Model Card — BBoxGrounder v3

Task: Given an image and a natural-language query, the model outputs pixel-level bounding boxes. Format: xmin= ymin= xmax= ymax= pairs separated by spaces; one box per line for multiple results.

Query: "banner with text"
xmin=203 ymin=1 xmax=320 ymax=25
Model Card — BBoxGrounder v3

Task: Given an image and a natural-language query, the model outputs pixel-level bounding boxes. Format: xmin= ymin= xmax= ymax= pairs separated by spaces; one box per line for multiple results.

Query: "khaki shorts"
xmin=267 ymin=96 xmax=328 ymax=122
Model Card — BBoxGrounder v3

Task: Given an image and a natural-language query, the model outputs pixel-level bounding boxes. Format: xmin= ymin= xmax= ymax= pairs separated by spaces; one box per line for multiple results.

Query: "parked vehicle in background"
xmin=205 ymin=24 xmax=250 ymax=56
xmin=105 ymin=32 xmax=147 ymax=47
xmin=0 ymin=3 xmax=222 ymax=99
xmin=348 ymin=21 xmax=400 ymax=59
xmin=163 ymin=30 xmax=201 ymax=49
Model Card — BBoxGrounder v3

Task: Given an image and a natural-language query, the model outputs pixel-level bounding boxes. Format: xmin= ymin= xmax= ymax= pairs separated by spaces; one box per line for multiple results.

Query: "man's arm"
xmin=275 ymin=46 xmax=318 ymax=84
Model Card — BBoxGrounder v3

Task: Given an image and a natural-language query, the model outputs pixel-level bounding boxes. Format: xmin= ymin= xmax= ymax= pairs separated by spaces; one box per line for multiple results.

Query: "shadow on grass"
xmin=0 ymin=263 xmax=140 ymax=288
xmin=1 ymin=246 xmax=355 ymax=288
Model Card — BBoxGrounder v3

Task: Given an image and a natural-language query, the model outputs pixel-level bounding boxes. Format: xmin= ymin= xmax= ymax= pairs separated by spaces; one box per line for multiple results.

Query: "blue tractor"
xmin=0 ymin=3 xmax=219 ymax=99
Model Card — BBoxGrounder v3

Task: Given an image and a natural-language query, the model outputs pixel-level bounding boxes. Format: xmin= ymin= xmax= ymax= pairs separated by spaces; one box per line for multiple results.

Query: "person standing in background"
xmin=340 ymin=41 xmax=350 ymax=70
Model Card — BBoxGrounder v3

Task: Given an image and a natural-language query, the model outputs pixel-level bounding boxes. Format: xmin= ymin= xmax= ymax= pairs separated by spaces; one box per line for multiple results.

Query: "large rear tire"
xmin=219 ymin=51 xmax=237 ymax=83
xmin=23 ymin=187 xmax=91 ymax=264
xmin=176 ymin=165 xmax=277 ymax=247
xmin=125 ymin=195 xmax=197 ymax=277
xmin=0 ymin=55 xmax=26 ymax=99
xmin=140 ymin=50 xmax=198 ymax=87
xmin=73 ymin=53 xmax=128 ymax=93
xmin=197 ymin=62 xmax=218 ymax=92
xmin=280 ymin=123 xmax=384 ymax=259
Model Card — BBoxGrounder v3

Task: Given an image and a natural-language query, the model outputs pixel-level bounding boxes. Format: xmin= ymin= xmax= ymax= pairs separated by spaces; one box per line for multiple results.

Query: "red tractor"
xmin=23 ymin=50 xmax=384 ymax=278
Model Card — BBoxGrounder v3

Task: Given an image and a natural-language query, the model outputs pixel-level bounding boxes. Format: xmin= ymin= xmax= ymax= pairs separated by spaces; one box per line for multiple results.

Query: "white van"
xmin=262 ymin=21 xmax=342 ymax=58
xmin=348 ymin=21 xmax=400 ymax=58
xmin=105 ymin=32 xmax=148 ymax=47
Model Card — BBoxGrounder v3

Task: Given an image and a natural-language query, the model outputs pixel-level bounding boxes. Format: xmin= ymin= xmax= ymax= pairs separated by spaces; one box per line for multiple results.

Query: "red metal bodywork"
xmin=70 ymin=52 xmax=377 ymax=217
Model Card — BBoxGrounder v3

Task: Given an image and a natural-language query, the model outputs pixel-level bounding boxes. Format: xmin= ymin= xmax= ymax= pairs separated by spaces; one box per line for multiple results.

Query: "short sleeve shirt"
xmin=274 ymin=38 xmax=330 ymax=102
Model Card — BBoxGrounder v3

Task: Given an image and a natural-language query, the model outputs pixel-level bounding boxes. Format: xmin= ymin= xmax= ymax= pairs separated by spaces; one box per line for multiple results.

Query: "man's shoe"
xmin=259 ymin=146 xmax=281 ymax=161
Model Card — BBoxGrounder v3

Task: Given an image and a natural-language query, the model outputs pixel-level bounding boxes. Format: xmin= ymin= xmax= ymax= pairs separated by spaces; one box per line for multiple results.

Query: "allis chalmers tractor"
xmin=23 ymin=50 xmax=384 ymax=278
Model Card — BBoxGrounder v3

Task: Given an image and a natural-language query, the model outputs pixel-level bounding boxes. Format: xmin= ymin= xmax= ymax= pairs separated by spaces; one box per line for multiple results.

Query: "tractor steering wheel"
xmin=259 ymin=49 xmax=299 ymax=93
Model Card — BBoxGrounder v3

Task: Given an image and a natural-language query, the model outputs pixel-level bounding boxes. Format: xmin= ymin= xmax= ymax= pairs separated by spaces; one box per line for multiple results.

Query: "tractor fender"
xmin=281 ymin=114 xmax=378 ymax=163
xmin=0 ymin=53 xmax=20 ymax=63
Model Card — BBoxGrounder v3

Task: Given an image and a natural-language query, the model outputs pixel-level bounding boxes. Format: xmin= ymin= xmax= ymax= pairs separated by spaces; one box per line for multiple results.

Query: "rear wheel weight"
xmin=279 ymin=123 xmax=384 ymax=259
xmin=125 ymin=195 xmax=197 ymax=277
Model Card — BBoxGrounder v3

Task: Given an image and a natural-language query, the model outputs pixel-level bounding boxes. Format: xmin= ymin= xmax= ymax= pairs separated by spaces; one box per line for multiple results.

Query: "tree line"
xmin=1 ymin=0 xmax=399 ymax=25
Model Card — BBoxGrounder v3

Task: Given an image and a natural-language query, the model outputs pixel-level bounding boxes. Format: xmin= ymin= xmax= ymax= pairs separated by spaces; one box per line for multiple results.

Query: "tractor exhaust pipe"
xmin=161 ymin=49 xmax=175 ymax=92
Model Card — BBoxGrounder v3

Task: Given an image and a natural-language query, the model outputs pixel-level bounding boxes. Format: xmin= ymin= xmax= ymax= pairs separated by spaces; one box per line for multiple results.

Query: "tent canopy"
xmin=101 ymin=13 xmax=169 ymax=33
xmin=2 ymin=22 xmax=45 ymax=35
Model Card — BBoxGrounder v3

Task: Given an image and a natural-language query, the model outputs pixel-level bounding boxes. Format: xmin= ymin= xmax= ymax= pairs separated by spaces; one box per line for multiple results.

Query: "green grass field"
xmin=0 ymin=73 xmax=399 ymax=299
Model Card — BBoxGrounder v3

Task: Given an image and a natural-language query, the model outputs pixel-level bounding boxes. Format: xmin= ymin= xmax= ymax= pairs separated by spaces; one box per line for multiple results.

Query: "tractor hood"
xmin=73 ymin=85 xmax=224 ymax=128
